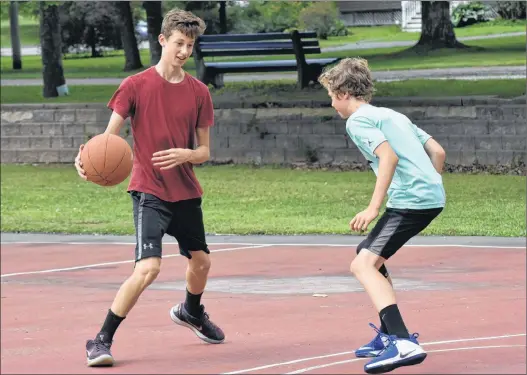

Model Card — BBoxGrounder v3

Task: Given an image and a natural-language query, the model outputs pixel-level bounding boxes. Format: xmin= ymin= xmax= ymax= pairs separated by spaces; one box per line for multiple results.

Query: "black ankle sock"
xmin=378 ymin=264 xmax=389 ymax=279
xmin=98 ymin=309 xmax=125 ymax=342
xmin=380 ymin=318 xmax=389 ymax=334
xmin=380 ymin=304 xmax=410 ymax=338
xmin=184 ymin=289 xmax=203 ymax=317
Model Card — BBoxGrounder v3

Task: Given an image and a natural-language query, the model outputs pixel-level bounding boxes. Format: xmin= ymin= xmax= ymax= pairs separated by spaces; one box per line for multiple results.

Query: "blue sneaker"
xmin=364 ymin=333 xmax=427 ymax=374
xmin=355 ymin=323 xmax=388 ymax=358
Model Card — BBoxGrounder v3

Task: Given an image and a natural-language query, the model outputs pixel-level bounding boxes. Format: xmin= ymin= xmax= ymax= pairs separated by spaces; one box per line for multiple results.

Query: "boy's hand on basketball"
xmin=74 ymin=144 xmax=87 ymax=180
xmin=152 ymin=148 xmax=192 ymax=170
xmin=349 ymin=206 xmax=379 ymax=233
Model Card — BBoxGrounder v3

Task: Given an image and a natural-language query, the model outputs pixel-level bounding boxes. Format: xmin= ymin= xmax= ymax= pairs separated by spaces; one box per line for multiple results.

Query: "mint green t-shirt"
xmin=346 ymin=104 xmax=446 ymax=210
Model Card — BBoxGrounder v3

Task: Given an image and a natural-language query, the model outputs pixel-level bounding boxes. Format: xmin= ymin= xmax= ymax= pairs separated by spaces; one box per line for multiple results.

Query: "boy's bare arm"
xmin=424 ymin=138 xmax=446 ymax=174
xmin=370 ymin=141 xmax=399 ymax=211
xmin=104 ymin=112 xmax=126 ymax=135
xmin=350 ymin=141 xmax=398 ymax=232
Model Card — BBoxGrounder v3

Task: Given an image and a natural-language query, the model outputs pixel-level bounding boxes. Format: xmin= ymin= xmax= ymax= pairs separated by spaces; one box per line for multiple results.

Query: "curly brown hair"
xmin=318 ymin=58 xmax=375 ymax=102
xmin=161 ymin=8 xmax=206 ymax=40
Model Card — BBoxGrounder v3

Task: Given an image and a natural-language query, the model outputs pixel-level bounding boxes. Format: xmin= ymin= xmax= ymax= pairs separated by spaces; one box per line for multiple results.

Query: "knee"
xmin=350 ymin=252 xmax=373 ymax=276
xmin=189 ymin=254 xmax=211 ymax=275
xmin=350 ymin=258 xmax=363 ymax=276
xmin=134 ymin=258 xmax=161 ymax=285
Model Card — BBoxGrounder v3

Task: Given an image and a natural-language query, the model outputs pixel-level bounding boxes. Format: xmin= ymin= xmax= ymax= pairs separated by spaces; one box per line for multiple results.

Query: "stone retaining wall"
xmin=1 ymin=97 xmax=525 ymax=169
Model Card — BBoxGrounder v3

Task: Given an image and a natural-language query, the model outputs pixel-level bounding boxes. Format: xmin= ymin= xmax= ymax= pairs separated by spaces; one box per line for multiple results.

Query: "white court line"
xmin=222 ymin=333 xmax=526 ymax=374
xmin=1 ymin=241 xmax=525 ymax=249
xmin=285 ymin=344 xmax=527 ymax=374
xmin=0 ymin=245 xmax=270 ymax=278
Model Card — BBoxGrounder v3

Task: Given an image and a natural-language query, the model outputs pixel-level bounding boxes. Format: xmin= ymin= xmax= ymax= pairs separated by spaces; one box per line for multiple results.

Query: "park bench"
xmin=193 ymin=30 xmax=341 ymax=89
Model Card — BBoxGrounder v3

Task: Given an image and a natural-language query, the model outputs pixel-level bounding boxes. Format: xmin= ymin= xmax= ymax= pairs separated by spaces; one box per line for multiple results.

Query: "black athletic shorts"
xmin=130 ymin=191 xmax=210 ymax=261
xmin=357 ymin=207 xmax=443 ymax=260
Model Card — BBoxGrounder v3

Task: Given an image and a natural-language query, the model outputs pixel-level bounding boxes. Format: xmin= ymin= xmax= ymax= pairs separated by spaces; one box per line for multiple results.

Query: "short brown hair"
xmin=161 ymin=8 xmax=206 ymax=40
xmin=318 ymin=58 xmax=375 ymax=102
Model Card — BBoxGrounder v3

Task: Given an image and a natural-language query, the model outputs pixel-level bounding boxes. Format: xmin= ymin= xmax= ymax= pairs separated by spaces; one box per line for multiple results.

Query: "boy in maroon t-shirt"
xmin=74 ymin=9 xmax=224 ymax=367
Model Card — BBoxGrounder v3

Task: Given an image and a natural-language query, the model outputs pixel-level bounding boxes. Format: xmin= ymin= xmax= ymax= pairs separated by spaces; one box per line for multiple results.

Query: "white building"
xmin=336 ymin=1 xmax=471 ymax=32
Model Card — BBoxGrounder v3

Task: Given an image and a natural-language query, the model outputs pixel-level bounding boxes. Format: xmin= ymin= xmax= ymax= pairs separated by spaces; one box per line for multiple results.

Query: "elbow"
xmin=436 ymin=148 xmax=446 ymax=161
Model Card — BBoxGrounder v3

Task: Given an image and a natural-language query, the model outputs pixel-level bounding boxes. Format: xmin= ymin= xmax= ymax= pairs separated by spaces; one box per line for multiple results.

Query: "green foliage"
xmin=495 ymin=1 xmax=526 ymax=20
xmin=228 ymin=1 xmax=309 ymax=34
xmin=298 ymin=2 xmax=348 ymax=39
xmin=59 ymin=2 xmax=122 ymax=56
xmin=452 ymin=2 xmax=493 ymax=28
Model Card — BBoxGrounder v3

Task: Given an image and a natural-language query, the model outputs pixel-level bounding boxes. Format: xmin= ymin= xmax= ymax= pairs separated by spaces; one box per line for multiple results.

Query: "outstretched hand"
xmin=152 ymin=148 xmax=192 ymax=170
xmin=349 ymin=206 xmax=379 ymax=233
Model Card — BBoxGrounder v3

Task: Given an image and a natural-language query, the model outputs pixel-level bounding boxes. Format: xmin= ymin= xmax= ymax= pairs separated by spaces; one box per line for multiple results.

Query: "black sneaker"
xmin=170 ymin=303 xmax=225 ymax=344
xmin=85 ymin=332 xmax=114 ymax=367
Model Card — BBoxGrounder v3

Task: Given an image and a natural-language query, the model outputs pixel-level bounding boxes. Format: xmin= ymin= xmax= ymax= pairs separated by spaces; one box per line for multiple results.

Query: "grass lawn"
xmin=320 ymin=20 xmax=527 ymax=47
xmin=0 ymin=16 xmax=39 ymax=48
xmin=1 ymin=79 xmax=525 ymax=104
xmin=1 ymin=35 xmax=525 ymax=80
xmin=1 ymin=164 xmax=525 ymax=237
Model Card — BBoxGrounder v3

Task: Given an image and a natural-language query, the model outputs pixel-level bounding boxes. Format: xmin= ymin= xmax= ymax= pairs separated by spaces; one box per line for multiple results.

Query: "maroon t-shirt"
xmin=107 ymin=67 xmax=214 ymax=202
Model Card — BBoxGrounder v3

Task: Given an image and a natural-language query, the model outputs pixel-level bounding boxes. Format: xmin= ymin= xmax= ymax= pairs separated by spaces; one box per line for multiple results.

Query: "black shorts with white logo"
xmin=358 ymin=207 xmax=443 ymax=260
xmin=130 ymin=191 xmax=210 ymax=262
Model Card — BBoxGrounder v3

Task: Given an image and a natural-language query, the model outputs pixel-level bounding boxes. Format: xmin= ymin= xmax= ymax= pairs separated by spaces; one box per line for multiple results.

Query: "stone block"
xmin=1 ymin=111 xmax=33 ymax=123
xmin=262 ymin=148 xmax=285 ymax=164
xmin=313 ymin=122 xmax=336 ymax=135
xmin=448 ymin=136 xmax=475 ymax=151
xmin=41 ymin=124 xmax=63 ymax=136
xmin=288 ymin=122 xmax=313 ymax=135
xmin=30 ymin=137 xmax=52 ymax=149
xmin=54 ymin=110 xmax=76 ymax=122
xmin=488 ymin=121 xmax=516 ymax=135
xmin=51 ymin=137 xmax=73 ymax=149
xmin=33 ymin=110 xmax=55 ymax=122
xmin=59 ymin=149 xmax=78 ymax=163
xmin=19 ymin=124 xmax=42 ymax=136
xmin=1 ymin=150 xmax=17 ymax=163
xmin=321 ymin=135 xmax=347 ymax=149
xmin=502 ymin=136 xmax=526 ymax=151
xmin=275 ymin=135 xmax=299 ymax=149
xmin=1 ymin=124 xmax=20 ymax=136
xmin=475 ymin=136 xmax=502 ymax=151
xmin=76 ymin=109 xmax=99 ymax=124
xmin=63 ymin=123 xmax=85 ymax=136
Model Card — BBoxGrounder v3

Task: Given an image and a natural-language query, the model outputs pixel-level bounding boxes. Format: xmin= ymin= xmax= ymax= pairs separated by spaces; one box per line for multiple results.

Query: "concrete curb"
xmin=1 ymin=232 xmax=525 ymax=248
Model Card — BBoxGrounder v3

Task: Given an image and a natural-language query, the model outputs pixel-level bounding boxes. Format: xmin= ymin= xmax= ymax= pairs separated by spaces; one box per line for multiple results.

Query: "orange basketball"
xmin=80 ymin=133 xmax=133 ymax=187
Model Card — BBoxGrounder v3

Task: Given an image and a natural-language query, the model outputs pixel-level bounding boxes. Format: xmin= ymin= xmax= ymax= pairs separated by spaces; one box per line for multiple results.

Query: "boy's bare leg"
xmin=184 ymin=251 xmax=211 ymax=316
xmin=86 ymin=257 xmax=162 ymax=367
xmin=351 ymin=249 xmax=409 ymax=338
xmin=111 ymin=257 xmax=162 ymax=317
xmin=169 ymin=251 xmax=225 ymax=344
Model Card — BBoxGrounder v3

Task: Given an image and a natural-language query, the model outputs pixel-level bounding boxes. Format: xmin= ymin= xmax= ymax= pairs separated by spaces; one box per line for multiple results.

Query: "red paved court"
xmin=1 ymin=240 xmax=525 ymax=374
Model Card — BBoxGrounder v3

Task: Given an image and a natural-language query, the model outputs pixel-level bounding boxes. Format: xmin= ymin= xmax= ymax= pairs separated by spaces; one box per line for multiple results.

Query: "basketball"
xmin=80 ymin=133 xmax=133 ymax=187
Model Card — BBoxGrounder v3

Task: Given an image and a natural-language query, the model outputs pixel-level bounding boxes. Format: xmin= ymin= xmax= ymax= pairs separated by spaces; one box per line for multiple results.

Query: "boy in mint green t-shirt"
xmin=319 ymin=57 xmax=447 ymax=375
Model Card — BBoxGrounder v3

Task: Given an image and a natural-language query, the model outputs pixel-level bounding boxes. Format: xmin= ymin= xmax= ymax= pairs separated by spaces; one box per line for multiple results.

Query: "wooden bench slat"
xmin=199 ymin=32 xmax=292 ymax=42
xmin=198 ymin=31 xmax=317 ymax=43
xmin=206 ymin=57 xmax=340 ymax=70
xmin=201 ymin=47 xmax=321 ymax=58
xmin=199 ymin=40 xmax=319 ymax=50
xmin=201 ymin=49 xmax=295 ymax=57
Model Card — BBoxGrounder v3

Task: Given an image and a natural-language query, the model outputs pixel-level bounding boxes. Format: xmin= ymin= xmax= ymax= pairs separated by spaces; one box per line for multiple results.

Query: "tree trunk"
xmin=9 ymin=1 xmax=22 ymax=70
xmin=219 ymin=1 xmax=227 ymax=34
xmin=143 ymin=1 xmax=162 ymax=65
xmin=415 ymin=1 xmax=467 ymax=49
xmin=40 ymin=3 xmax=66 ymax=98
xmin=115 ymin=1 xmax=143 ymax=71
